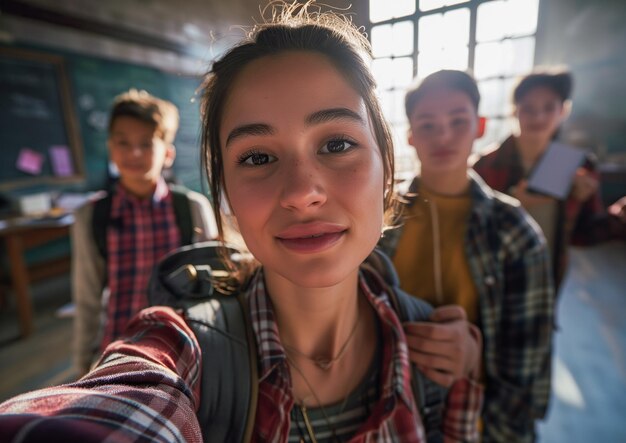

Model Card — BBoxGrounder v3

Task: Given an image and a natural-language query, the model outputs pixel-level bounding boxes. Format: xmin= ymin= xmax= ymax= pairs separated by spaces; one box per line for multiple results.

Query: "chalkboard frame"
xmin=0 ymin=47 xmax=84 ymax=190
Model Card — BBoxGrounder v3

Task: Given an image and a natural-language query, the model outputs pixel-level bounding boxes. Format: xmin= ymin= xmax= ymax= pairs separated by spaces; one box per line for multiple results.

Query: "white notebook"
xmin=527 ymin=142 xmax=587 ymax=200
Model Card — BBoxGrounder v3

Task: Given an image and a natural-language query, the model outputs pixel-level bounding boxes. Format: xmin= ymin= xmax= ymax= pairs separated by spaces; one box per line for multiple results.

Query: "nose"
xmin=433 ymin=124 xmax=452 ymax=143
xmin=130 ymin=145 xmax=143 ymax=157
xmin=279 ymin=159 xmax=327 ymax=212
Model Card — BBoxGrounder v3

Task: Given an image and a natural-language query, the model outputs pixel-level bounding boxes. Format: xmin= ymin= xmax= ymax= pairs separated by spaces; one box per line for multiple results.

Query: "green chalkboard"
xmin=0 ymin=44 xmax=206 ymax=195
xmin=66 ymin=54 xmax=205 ymax=193
xmin=0 ymin=47 xmax=84 ymax=190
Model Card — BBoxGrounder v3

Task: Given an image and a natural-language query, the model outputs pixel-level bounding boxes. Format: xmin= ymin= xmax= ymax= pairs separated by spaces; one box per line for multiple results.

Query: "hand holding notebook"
xmin=527 ymin=142 xmax=587 ymax=200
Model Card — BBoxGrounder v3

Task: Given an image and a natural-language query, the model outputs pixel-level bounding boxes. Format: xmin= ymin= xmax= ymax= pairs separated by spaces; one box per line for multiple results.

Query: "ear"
xmin=476 ymin=116 xmax=487 ymax=138
xmin=560 ymin=100 xmax=572 ymax=122
xmin=163 ymin=144 xmax=176 ymax=168
xmin=407 ymin=128 xmax=416 ymax=148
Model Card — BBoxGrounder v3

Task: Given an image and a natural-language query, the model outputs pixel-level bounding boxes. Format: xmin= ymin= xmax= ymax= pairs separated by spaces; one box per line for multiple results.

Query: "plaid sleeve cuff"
xmin=93 ymin=306 xmax=202 ymax=408
xmin=443 ymin=377 xmax=484 ymax=442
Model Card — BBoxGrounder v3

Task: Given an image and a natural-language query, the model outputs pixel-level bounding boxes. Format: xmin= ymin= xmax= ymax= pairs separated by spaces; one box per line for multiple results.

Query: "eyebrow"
xmin=225 ymin=123 xmax=274 ymax=147
xmin=305 ymin=107 xmax=365 ymax=126
xmin=224 ymin=107 xmax=365 ymax=148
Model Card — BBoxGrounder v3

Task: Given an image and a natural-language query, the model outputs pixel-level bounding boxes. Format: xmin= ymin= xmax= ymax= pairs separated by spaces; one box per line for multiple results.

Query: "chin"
xmin=280 ymin=259 xmax=360 ymax=288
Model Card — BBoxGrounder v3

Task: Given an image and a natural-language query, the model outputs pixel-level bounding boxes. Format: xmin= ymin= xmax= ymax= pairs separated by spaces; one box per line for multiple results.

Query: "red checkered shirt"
xmin=0 ymin=266 xmax=482 ymax=442
xmin=101 ymin=178 xmax=181 ymax=350
xmin=249 ymin=268 xmax=482 ymax=442
xmin=472 ymin=135 xmax=624 ymax=287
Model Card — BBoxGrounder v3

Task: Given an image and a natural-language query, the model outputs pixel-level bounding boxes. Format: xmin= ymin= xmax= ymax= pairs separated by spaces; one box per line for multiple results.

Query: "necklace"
xmin=287 ymin=355 xmax=352 ymax=443
xmin=282 ymin=302 xmax=361 ymax=370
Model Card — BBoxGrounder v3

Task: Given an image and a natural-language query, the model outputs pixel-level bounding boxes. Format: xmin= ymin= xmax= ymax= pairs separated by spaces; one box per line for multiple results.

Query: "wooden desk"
xmin=0 ymin=215 xmax=73 ymax=337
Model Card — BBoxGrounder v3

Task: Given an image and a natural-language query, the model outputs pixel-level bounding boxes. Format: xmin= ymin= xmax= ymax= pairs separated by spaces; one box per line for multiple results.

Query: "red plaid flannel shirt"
xmin=101 ymin=178 xmax=181 ymax=350
xmin=249 ymin=268 xmax=482 ymax=442
xmin=472 ymin=135 xmax=619 ymax=286
xmin=0 ymin=266 xmax=482 ymax=442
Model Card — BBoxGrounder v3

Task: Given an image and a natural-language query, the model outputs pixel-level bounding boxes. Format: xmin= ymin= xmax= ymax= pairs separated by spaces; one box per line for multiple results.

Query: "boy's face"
xmin=108 ymin=116 xmax=175 ymax=186
xmin=408 ymin=88 xmax=482 ymax=176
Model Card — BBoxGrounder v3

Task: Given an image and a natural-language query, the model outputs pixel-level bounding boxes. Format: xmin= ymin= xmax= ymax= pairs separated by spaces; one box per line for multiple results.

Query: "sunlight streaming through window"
xmin=368 ymin=0 xmax=539 ymax=159
xmin=419 ymin=0 xmax=468 ymax=12
xmin=369 ymin=0 xmax=415 ymax=23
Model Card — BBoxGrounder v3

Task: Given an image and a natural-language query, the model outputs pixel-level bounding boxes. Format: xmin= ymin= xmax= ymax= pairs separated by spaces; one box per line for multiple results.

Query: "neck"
xmin=265 ymin=267 xmax=377 ymax=407
xmin=515 ymin=135 xmax=550 ymax=167
xmin=266 ymin=269 xmax=361 ymax=359
xmin=420 ymin=168 xmax=470 ymax=196
xmin=119 ymin=177 xmax=158 ymax=199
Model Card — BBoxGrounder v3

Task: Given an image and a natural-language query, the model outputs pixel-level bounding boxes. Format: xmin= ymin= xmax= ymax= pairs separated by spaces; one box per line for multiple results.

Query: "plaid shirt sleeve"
xmin=482 ymin=210 xmax=555 ymax=443
xmin=0 ymin=307 xmax=203 ymax=443
xmin=443 ymin=378 xmax=484 ymax=442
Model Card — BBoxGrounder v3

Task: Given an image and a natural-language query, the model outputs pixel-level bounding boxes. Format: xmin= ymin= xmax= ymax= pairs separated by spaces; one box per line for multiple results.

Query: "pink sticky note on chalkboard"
xmin=50 ymin=145 xmax=74 ymax=176
xmin=16 ymin=148 xmax=44 ymax=175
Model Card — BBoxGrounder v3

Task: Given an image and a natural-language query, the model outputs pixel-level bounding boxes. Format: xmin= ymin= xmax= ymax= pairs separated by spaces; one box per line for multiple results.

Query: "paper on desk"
xmin=16 ymin=148 xmax=44 ymax=175
xmin=527 ymin=142 xmax=587 ymax=200
xmin=50 ymin=145 xmax=74 ymax=176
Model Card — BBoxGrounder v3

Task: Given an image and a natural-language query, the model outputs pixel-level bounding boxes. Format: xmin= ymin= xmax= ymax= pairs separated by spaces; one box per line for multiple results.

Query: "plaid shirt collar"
xmin=111 ymin=177 xmax=170 ymax=218
xmin=403 ymin=170 xmax=500 ymax=226
xmin=248 ymin=266 xmax=416 ymax=412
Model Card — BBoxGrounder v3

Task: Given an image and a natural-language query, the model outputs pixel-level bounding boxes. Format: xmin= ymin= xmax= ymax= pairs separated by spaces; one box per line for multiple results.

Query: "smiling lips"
xmin=276 ymin=222 xmax=347 ymax=253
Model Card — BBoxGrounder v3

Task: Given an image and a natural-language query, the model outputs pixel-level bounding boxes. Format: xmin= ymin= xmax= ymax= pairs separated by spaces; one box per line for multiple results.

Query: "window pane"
xmin=418 ymin=46 xmax=468 ymax=78
xmin=392 ymin=57 xmax=414 ymax=88
xmin=419 ymin=0 xmax=468 ymax=12
xmin=475 ymin=37 xmax=535 ymax=79
xmin=372 ymin=58 xmax=394 ymax=89
xmin=372 ymin=24 xmax=393 ymax=57
xmin=419 ymin=8 xmax=469 ymax=51
xmin=372 ymin=21 xmax=414 ymax=57
xmin=476 ymin=0 xmax=505 ymax=42
xmin=507 ymin=0 xmax=538 ymax=36
xmin=477 ymin=0 xmax=539 ymax=42
xmin=478 ymin=78 xmax=515 ymax=117
xmin=391 ymin=21 xmax=415 ymax=56
xmin=478 ymin=79 xmax=505 ymax=117
xmin=442 ymin=8 xmax=470 ymax=48
xmin=370 ymin=0 xmax=416 ymax=23
xmin=372 ymin=57 xmax=414 ymax=91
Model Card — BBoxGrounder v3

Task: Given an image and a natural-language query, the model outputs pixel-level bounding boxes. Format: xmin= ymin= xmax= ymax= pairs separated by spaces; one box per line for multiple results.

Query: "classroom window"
xmin=368 ymin=0 xmax=540 ymax=174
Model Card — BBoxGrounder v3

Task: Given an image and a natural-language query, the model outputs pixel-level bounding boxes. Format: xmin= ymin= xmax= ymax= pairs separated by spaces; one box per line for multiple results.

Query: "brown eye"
xmin=237 ymin=150 xmax=276 ymax=166
xmin=320 ymin=138 xmax=356 ymax=154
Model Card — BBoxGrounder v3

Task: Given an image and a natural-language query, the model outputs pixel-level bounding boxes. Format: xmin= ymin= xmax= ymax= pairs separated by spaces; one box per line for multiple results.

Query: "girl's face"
xmin=219 ymin=51 xmax=385 ymax=288
xmin=515 ymin=86 xmax=568 ymax=142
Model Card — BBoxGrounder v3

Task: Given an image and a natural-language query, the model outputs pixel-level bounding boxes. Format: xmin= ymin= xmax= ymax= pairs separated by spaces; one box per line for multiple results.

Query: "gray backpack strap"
xmin=363 ymin=248 xmax=447 ymax=443
xmin=181 ymin=292 xmax=257 ymax=443
xmin=148 ymin=242 xmax=258 ymax=443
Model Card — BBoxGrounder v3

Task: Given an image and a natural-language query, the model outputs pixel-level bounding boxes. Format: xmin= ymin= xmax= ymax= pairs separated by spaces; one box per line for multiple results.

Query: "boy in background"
xmin=72 ymin=89 xmax=217 ymax=376
xmin=379 ymin=70 xmax=555 ymax=442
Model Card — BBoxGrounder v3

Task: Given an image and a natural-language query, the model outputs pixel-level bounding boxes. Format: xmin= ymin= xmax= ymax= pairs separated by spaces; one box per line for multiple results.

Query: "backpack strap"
xmin=92 ymin=193 xmax=112 ymax=261
xmin=169 ymin=184 xmax=194 ymax=246
xmin=363 ymin=248 xmax=447 ymax=443
xmin=148 ymin=242 xmax=257 ymax=443
xmin=181 ymin=290 xmax=257 ymax=443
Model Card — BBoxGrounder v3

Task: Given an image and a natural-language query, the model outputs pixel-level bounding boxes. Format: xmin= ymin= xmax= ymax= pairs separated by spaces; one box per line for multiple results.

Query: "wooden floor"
xmin=0 ymin=274 xmax=75 ymax=402
xmin=0 ymin=242 xmax=625 ymax=441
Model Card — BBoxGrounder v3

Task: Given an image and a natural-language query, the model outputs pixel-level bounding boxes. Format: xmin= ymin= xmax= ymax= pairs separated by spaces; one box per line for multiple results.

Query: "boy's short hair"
xmin=108 ymin=89 xmax=180 ymax=144
xmin=405 ymin=70 xmax=480 ymax=119
xmin=513 ymin=69 xmax=573 ymax=104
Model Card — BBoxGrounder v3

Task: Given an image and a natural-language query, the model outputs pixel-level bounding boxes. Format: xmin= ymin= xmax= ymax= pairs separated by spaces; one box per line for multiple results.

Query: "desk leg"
xmin=6 ymin=235 xmax=33 ymax=337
